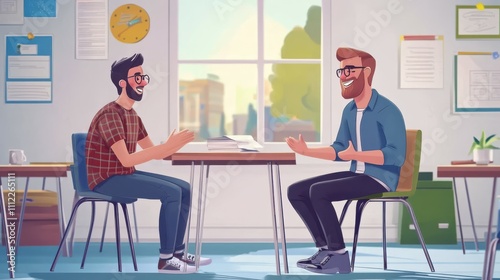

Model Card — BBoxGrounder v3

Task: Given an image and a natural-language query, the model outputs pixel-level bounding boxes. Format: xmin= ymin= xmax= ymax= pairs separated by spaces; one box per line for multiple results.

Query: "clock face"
xmin=110 ymin=4 xmax=150 ymax=44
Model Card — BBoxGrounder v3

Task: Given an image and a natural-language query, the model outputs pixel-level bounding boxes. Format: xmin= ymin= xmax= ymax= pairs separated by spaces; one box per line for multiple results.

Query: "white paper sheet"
xmin=400 ymin=37 xmax=444 ymax=89
xmin=8 ymin=56 xmax=50 ymax=79
xmin=6 ymin=81 xmax=52 ymax=102
xmin=76 ymin=0 xmax=108 ymax=59
xmin=0 ymin=0 xmax=24 ymax=24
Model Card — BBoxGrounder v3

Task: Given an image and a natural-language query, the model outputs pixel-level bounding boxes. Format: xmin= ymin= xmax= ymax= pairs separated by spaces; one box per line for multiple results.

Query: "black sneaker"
xmin=158 ymin=257 xmax=197 ymax=274
xmin=174 ymin=252 xmax=212 ymax=266
xmin=304 ymin=251 xmax=351 ymax=274
xmin=297 ymin=248 xmax=330 ymax=268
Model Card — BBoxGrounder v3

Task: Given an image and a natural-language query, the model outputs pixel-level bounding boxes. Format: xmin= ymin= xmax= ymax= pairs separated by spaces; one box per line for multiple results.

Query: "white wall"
xmin=0 ymin=0 xmax=499 ymax=244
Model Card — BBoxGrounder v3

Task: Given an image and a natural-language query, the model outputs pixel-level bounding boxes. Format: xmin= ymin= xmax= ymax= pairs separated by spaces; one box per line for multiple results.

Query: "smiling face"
xmin=125 ymin=65 xmax=147 ymax=101
xmin=339 ymin=56 xmax=367 ymax=99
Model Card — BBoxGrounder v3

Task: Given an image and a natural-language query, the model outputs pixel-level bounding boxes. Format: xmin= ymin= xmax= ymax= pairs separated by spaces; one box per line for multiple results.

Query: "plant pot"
xmin=473 ymin=149 xmax=493 ymax=165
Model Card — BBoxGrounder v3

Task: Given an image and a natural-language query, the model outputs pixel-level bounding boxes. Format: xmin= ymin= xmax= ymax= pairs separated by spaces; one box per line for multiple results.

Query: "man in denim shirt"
xmin=286 ymin=47 xmax=406 ymax=274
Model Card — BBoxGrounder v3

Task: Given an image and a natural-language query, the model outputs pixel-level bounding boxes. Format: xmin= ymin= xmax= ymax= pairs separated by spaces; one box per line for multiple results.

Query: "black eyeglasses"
xmin=336 ymin=66 xmax=366 ymax=78
xmin=127 ymin=73 xmax=150 ymax=84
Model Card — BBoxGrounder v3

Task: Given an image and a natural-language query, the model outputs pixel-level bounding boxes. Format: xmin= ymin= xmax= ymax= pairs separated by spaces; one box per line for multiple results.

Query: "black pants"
xmin=287 ymin=171 xmax=388 ymax=250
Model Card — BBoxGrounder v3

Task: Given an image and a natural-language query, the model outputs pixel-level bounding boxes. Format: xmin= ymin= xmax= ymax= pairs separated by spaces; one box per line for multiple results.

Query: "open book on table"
xmin=207 ymin=135 xmax=263 ymax=151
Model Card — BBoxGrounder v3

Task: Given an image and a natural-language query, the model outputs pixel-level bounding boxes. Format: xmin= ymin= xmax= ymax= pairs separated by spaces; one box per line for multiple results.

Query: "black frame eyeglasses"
xmin=127 ymin=73 xmax=150 ymax=84
xmin=336 ymin=66 xmax=366 ymax=78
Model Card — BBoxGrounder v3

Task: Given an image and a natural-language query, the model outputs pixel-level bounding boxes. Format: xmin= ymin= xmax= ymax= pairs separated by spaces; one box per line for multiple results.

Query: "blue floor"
xmin=0 ymin=242 xmax=497 ymax=279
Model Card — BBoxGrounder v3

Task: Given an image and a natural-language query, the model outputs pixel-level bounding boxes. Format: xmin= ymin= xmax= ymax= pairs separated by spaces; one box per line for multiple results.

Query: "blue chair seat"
xmin=77 ymin=191 xmax=137 ymax=204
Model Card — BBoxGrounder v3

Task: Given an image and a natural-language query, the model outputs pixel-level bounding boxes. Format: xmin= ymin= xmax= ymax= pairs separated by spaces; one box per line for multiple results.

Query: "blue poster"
xmin=24 ymin=0 xmax=56 ymax=17
xmin=4 ymin=35 xmax=53 ymax=103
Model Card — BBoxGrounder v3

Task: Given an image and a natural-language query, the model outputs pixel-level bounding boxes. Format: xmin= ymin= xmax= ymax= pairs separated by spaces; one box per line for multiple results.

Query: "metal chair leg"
xmin=486 ymin=238 xmax=498 ymax=280
xmin=382 ymin=201 xmax=387 ymax=270
xmin=351 ymin=199 xmax=369 ymax=271
xmin=121 ymin=203 xmax=138 ymax=271
xmin=339 ymin=200 xmax=352 ymax=225
xmin=51 ymin=198 xmax=88 ymax=271
xmin=81 ymin=201 xmax=96 ymax=269
xmin=132 ymin=202 xmax=139 ymax=243
xmin=113 ymin=202 xmax=122 ymax=272
xmin=100 ymin=202 xmax=110 ymax=252
xmin=401 ymin=199 xmax=435 ymax=272
xmin=68 ymin=192 xmax=80 ymax=257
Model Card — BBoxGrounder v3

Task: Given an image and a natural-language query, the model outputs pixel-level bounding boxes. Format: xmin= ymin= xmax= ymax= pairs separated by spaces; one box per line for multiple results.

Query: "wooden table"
xmin=0 ymin=163 xmax=71 ymax=278
xmin=437 ymin=164 xmax=500 ymax=280
xmin=170 ymin=152 xmax=296 ymax=275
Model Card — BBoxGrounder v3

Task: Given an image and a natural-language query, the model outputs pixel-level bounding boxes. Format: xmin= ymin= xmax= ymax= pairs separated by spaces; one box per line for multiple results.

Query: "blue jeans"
xmin=93 ymin=170 xmax=191 ymax=255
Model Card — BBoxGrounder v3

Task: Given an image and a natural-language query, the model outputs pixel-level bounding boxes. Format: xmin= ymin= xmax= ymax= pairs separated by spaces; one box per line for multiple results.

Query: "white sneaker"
xmin=174 ymin=252 xmax=212 ymax=266
xmin=158 ymin=257 xmax=197 ymax=274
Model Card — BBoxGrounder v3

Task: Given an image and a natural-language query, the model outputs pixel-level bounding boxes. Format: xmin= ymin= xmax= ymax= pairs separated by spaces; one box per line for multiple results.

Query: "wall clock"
xmin=110 ymin=4 xmax=150 ymax=44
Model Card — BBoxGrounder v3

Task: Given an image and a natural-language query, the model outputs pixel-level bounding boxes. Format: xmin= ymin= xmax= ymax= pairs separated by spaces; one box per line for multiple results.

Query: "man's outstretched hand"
xmin=286 ymin=134 xmax=308 ymax=155
xmin=164 ymin=129 xmax=195 ymax=153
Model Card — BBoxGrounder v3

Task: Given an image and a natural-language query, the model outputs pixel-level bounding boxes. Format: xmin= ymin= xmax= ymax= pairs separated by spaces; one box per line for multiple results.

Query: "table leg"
xmin=463 ymin=178 xmax=479 ymax=251
xmin=182 ymin=162 xmax=196 ymax=272
xmin=56 ymin=177 xmax=69 ymax=257
xmin=196 ymin=165 xmax=210 ymax=271
xmin=274 ymin=164 xmax=288 ymax=273
xmin=195 ymin=161 xmax=205 ymax=271
xmin=15 ymin=177 xmax=30 ymax=254
xmin=482 ymin=177 xmax=497 ymax=280
xmin=452 ymin=177 xmax=466 ymax=254
xmin=267 ymin=163 xmax=281 ymax=275
xmin=0 ymin=181 xmax=15 ymax=278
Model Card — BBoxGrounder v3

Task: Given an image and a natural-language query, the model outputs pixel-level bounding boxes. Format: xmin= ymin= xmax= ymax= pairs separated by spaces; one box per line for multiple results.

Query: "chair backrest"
xmin=71 ymin=133 xmax=91 ymax=193
xmin=394 ymin=129 xmax=422 ymax=195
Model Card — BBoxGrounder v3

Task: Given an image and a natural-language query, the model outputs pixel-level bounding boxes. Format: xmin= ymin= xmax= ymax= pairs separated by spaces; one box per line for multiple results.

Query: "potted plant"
xmin=469 ymin=131 xmax=499 ymax=165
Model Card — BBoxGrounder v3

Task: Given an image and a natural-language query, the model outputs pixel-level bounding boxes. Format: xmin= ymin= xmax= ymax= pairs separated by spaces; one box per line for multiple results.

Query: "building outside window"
xmin=169 ymin=0 xmax=332 ymax=145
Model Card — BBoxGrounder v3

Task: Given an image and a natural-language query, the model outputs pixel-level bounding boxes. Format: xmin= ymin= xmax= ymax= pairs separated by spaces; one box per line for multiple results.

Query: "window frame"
xmin=168 ymin=0 xmax=333 ymax=152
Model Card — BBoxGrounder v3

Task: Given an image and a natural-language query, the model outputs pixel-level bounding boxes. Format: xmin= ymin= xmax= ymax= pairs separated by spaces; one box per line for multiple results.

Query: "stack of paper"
xmin=207 ymin=135 xmax=263 ymax=151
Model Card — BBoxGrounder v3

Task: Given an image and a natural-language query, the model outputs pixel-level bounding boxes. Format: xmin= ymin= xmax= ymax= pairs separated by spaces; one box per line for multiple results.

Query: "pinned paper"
xmin=476 ymin=2 xmax=485 ymax=10
xmin=493 ymin=51 xmax=499 ymax=59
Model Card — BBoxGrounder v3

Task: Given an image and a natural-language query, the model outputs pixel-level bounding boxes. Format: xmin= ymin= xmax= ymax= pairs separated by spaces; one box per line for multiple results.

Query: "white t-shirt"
xmin=354 ymin=108 xmax=390 ymax=191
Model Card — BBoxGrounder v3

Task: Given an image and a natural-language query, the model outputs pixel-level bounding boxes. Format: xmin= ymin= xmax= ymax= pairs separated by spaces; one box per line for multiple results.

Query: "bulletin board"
xmin=454 ymin=53 xmax=500 ymax=112
xmin=4 ymin=35 xmax=53 ymax=103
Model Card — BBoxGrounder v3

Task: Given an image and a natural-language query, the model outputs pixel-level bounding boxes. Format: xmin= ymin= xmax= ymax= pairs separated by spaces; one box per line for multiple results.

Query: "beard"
xmin=125 ymin=82 xmax=143 ymax=101
xmin=341 ymin=71 xmax=365 ymax=99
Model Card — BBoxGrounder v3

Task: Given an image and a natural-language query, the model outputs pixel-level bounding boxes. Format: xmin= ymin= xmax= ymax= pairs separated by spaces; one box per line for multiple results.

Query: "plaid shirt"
xmin=86 ymin=101 xmax=148 ymax=190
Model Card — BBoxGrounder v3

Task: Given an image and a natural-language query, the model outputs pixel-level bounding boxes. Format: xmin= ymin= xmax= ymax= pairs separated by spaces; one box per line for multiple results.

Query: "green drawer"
xmin=399 ymin=180 xmax=457 ymax=244
xmin=418 ymin=171 xmax=434 ymax=181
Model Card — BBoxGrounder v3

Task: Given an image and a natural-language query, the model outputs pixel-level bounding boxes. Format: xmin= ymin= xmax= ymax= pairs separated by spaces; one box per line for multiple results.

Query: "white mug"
xmin=9 ymin=149 xmax=27 ymax=165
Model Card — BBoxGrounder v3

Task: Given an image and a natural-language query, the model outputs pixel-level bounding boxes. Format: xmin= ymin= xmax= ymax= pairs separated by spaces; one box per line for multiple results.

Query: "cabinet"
xmin=399 ymin=179 xmax=457 ymax=244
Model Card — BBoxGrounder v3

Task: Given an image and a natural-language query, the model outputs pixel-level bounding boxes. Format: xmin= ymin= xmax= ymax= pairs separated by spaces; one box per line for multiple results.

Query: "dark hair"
xmin=336 ymin=48 xmax=376 ymax=85
xmin=110 ymin=53 xmax=144 ymax=94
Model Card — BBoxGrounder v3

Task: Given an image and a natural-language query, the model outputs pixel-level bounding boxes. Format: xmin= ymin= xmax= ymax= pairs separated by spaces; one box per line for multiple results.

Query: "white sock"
xmin=160 ymin=253 xmax=173 ymax=260
xmin=333 ymin=248 xmax=346 ymax=254
xmin=174 ymin=249 xmax=184 ymax=255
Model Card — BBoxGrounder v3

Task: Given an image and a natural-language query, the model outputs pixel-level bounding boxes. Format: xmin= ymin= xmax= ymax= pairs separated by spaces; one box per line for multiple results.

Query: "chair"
xmin=484 ymin=217 xmax=500 ymax=279
xmin=338 ymin=129 xmax=435 ymax=272
xmin=50 ymin=133 xmax=138 ymax=272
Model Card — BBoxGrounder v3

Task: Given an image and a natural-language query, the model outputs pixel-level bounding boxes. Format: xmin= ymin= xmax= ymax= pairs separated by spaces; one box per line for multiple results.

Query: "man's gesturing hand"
xmin=285 ymin=134 xmax=308 ymax=155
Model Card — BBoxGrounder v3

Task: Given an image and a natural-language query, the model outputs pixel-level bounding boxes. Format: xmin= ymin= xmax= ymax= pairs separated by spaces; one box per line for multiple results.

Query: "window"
xmin=169 ymin=0 xmax=332 ymax=146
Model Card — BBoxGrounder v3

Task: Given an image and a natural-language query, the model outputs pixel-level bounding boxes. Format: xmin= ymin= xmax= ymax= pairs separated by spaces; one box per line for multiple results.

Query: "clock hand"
xmin=128 ymin=17 xmax=141 ymax=26
xmin=117 ymin=16 xmax=142 ymax=37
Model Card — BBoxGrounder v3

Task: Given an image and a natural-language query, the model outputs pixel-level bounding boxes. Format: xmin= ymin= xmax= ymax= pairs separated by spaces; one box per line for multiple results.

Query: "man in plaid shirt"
xmin=86 ymin=53 xmax=211 ymax=273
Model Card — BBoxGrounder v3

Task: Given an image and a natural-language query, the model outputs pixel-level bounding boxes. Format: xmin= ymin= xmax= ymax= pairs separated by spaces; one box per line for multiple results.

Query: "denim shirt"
xmin=330 ymin=89 xmax=406 ymax=191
